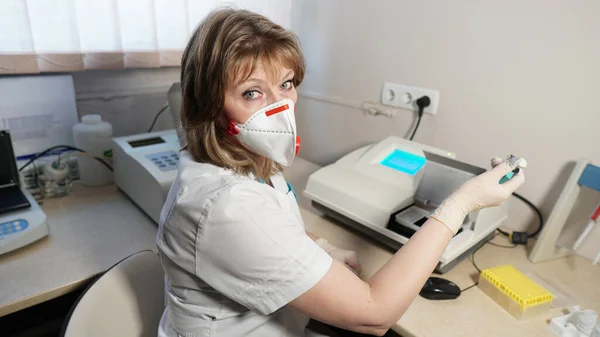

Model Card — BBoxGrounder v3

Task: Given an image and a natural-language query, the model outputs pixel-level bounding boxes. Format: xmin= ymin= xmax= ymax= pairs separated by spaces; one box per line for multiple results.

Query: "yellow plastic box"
xmin=478 ymin=265 xmax=553 ymax=320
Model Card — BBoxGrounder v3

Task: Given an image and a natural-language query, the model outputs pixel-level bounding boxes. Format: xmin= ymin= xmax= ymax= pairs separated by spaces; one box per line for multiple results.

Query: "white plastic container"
xmin=550 ymin=307 xmax=599 ymax=337
xmin=72 ymin=114 xmax=113 ymax=186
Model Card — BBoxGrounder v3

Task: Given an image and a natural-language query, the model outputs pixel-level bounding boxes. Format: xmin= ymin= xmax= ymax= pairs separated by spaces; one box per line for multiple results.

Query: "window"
xmin=0 ymin=0 xmax=292 ymax=74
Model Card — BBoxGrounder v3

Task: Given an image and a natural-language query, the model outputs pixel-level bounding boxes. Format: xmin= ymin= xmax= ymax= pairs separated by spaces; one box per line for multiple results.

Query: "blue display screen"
xmin=380 ymin=149 xmax=426 ymax=176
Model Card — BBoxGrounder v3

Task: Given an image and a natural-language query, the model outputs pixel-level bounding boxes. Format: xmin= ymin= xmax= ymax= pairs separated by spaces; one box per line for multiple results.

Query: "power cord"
xmin=497 ymin=192 xmax=544 ymax=245
xmin=460 ymin=283 xmax=478 ymax=292
xmin=148 ymin=104 xmax=170 ymax=132
xmin=459 ymin=233 xmax=517 ymax=292
xmin=459 ymin=242 xmax=485 ymax=292
xmin=18 ymin=145 xmax=113 ymax=173
xmin=409 ymin=96 xmax=431 ymax=141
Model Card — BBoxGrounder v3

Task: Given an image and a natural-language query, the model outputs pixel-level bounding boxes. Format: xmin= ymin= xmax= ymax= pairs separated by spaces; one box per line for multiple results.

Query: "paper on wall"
xmin=0 ymin=75 xmax=79 ymax=158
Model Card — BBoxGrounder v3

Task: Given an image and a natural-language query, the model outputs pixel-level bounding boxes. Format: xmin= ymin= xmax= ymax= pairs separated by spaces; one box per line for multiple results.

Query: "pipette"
xmin=573 ymin=202 xmax=600 ymax=251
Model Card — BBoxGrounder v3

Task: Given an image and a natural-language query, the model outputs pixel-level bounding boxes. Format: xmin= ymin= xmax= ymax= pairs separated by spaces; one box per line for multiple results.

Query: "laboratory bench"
xmin=0 ymin=157 xmax=599 ymax=337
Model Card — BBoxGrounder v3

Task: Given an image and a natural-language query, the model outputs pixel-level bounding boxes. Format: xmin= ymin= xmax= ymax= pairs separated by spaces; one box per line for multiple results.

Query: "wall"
xmin=291 ymin=0 xmax=600 ymax=241
xmin=72 ymin=67 xmax=180 ymax=137
xmin=0 ymin=68 xmax=179 ymax=153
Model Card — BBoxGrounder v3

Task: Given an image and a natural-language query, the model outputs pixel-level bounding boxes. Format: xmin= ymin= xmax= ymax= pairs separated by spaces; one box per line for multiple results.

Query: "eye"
xmin=242 ymin=90 xmax=261 ymax=100
xmin=281 ymin=80 xmax=294 ymax=90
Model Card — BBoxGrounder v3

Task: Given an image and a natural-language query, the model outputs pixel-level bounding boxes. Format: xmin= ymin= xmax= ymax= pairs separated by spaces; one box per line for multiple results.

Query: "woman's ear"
xmin=215 ymin=114 xmax=233 ymax=135
xmin=216 ymin=113 xmax=228 ymax=128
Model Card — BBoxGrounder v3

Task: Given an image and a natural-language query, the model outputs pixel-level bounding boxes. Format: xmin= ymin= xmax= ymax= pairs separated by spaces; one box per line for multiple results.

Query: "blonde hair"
xmin=180 ymin=7 xmax=305 ymax=181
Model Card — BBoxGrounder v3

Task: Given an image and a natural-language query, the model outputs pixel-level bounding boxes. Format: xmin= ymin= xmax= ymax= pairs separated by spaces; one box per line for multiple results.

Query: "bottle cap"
xmin=81 ymin=114 xmax=102 ymax=125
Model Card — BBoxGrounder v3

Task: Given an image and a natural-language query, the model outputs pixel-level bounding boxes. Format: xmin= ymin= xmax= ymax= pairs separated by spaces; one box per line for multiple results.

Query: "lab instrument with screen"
xmin=113 ymin=130 xmax=180 ymax=224
xmin=380 ymin=149 xmax=427 ymax=176
xmin=0 ymin=130 xmax=48 ymax=255
xmin=112 ymin=83 xmax=183 ymax=224
xmin=304 ymin=136 xmax=509 ymax=273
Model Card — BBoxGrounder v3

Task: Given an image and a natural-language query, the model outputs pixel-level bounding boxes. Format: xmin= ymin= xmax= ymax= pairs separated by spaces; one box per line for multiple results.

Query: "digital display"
xmin=128 ymin=137 xmax=165 ymax=148
xmin=380 ymin=149 xmax=426 ymax=176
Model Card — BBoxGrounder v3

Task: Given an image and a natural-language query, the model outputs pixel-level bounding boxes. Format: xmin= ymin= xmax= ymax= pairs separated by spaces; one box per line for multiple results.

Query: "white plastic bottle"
xmin=72 ymin=114 xmax=113 ymax=186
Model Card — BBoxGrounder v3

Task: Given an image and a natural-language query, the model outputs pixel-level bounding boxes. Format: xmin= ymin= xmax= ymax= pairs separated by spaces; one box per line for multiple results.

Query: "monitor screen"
xmin=0 ymin=131 xmax=19 ymax=186
xmin=380 ymin=149 xmax=426 ymax=176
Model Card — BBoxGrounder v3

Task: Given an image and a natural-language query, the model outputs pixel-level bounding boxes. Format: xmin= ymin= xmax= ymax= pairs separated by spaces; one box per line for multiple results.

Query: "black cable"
xmin=18 ymin=145 xmax=113 ymax=172
xmin=460 ymin=234 xmax=517 ymax=292
xmin=513 ymin=192 xmax=544 ymax=238
xmin=459 ymin=242 xmax=485 ymax=292
xmin=460 ymin=283 xmax=478 ymax=292
xmin=409 ymin=114 xmax=423 ymax=141
xmin=148 ymin=104 xmax=170 ymax=132
xmin=469 ymin=242 xmax=485 ymax=274
xmin=496 ymin=193 xmax=544 ymax=243
xmin=409 ymin=96 xmax=431 ymax=141
xmin=496 ymin=228 xmax=511 ymax=237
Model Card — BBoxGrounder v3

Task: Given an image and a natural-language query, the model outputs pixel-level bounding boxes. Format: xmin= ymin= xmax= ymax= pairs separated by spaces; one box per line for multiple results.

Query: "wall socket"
xmin=381 ymin=82 xmax=440 ymax=115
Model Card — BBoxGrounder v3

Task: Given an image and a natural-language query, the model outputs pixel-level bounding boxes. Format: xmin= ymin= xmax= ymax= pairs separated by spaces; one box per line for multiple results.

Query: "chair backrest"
xmin=61 ymin=250 xmax=165 ymax=337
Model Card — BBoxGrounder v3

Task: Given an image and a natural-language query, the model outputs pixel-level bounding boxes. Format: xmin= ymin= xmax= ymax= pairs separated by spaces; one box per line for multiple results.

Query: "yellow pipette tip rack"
xmin=478 ymin=265 xmax=553 ymax=320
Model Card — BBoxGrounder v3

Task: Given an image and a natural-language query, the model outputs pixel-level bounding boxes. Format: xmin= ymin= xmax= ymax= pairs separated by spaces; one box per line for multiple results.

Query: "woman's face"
xmin=224 ymin=60 xmax=297 ymax=124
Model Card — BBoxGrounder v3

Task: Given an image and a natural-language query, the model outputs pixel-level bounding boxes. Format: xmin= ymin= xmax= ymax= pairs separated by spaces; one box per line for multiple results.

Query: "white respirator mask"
xmin=226 ymin=98 xmax=300 ymax=166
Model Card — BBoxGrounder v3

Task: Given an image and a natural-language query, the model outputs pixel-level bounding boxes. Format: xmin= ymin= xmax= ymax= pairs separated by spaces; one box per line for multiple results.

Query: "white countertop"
xmin=1 ymin=157 xmax=598 ymax=337
xmin=0 ymin=184 xmax=158 ymax=317
xmin=303 ymin=206 xmax=600 ymax=337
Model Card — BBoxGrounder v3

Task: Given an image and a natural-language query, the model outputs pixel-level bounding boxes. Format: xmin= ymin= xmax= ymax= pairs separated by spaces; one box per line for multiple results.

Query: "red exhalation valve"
xmin=295 ymin=136 xmax=301 ymax=155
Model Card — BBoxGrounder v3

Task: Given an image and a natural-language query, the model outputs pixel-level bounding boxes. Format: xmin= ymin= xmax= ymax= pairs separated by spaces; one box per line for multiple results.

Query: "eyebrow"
xmin=235 ymin=70 xmax=295 ymax=88
xmin=236 ymin=78 xmax=264 ymax=88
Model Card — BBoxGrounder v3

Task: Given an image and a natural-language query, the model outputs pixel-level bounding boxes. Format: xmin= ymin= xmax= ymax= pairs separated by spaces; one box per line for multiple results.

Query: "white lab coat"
xmin=156 ymin=151 xmax=333 ymax=337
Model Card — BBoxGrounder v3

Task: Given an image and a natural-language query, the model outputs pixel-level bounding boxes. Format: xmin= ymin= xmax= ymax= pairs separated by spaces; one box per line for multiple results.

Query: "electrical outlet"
xmin=381 ymin=82 xmax=440 ymax=115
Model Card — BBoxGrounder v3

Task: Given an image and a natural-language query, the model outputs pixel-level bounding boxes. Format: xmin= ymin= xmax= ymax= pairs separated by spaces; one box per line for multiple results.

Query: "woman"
xmin=157 ymin=8 xmax=525 ymax=337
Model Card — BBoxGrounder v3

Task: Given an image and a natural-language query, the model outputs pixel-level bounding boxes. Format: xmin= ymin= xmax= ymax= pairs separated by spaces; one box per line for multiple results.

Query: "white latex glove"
xmin=316 ymin=238 xmax=362 ymax=275
xmin=430 ymin=156 xmax=526 ymax=234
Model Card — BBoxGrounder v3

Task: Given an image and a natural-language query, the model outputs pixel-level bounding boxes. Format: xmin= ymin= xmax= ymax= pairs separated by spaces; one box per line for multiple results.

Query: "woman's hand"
xmin=430 ymin=156 xmax=526 ymax=234
xmin=316 ymin=238 xmax=362 ymax=275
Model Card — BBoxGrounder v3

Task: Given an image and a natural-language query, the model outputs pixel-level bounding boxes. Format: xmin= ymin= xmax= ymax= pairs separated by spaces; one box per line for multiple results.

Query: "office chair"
xmin=60 ymin=250 xmax=165 ymax=337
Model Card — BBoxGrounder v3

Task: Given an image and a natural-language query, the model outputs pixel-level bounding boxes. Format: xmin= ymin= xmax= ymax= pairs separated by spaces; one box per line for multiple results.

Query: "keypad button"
xmin=15 ymin=226 xmax=22 ymax=231
xmin=13 ymin=221 xmax=19 ymax=226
